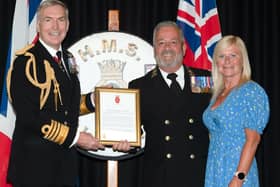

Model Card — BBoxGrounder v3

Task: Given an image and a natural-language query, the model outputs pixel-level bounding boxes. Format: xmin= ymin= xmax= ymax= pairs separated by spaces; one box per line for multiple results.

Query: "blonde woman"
xmin=203 ymin=35 xmax=269 ymax=187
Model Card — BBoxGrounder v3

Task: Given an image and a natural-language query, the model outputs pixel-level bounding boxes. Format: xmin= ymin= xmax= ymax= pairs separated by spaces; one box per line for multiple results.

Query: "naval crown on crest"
xmin=98 ymin=59 xmax=126 ymax=77
xmin=96 ymin=59 xmax=127 ymax=88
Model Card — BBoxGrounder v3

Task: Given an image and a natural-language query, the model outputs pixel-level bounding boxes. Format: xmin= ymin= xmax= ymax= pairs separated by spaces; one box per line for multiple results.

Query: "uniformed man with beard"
xmin=129 ymin=21 xmax=211 ymax=187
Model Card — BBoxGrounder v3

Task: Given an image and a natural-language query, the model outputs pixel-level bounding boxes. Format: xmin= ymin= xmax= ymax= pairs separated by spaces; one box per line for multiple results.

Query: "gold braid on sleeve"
xmin=80 ymin=94 xmax=92 ymax=115
xmin=41 ymin=120 xmax=69 ymax=145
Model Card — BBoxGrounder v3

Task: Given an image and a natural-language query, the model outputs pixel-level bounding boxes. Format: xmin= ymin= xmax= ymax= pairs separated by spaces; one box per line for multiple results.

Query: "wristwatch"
xmin=234 ymin=171 xmax=246 ymax=180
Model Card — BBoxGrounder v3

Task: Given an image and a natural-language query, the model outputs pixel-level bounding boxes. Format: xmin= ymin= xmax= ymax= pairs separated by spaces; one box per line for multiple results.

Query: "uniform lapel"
xmin=62 ymin=50 xmax=71 ymax=74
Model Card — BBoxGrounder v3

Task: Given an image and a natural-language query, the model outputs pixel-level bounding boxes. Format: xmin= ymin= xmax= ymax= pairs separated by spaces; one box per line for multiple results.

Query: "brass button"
xmin=64 ymin=121 xmax=68 ymax=125
xmin=166 ymin=153 xmax=172 ymax=159
xmin=190 ymin=154 xmax=195 ymax=159
xmin=188 ymin=134 xmax=194 ymax=140
xmin=164 ymin=120 xmax=170 ymax=125
xmin=165 ymin=136 xmax=170 ymax=141
xmin=188 ymin=118 xmax=194 ymax=124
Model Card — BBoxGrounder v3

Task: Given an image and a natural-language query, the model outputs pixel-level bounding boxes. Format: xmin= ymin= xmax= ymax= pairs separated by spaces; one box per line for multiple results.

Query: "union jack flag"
xmin=177 ymin=0 xmax=221 ymax=70
xmin=0 ymin=0 xmax=41 ymax=186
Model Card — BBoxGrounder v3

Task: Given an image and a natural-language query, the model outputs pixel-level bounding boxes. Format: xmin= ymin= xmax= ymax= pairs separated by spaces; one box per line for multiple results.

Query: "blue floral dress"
xmin=203 ymin=81 xmax=270 ymax=187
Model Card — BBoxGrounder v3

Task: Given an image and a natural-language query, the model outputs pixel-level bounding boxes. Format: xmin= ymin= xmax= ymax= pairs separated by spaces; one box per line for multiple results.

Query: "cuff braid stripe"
xmin=41 ymin=120 xmax=69 ymax=145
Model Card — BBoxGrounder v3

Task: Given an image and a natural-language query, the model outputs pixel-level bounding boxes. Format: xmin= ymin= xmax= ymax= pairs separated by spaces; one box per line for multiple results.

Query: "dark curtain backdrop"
xmin=1 ymin=0 xmax=279 ymax=187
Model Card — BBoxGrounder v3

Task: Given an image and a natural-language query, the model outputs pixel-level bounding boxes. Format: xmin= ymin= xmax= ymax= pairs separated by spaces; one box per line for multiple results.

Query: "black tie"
xmin=55 ymin=51 xmax=62 ymax=64
xmin=167 ymin=73 xmax=182 ymax=95
xmin=53 ymin=51 xmax=61 ymax=65
xmin=54 ymin=51 xmax=67 ymax=74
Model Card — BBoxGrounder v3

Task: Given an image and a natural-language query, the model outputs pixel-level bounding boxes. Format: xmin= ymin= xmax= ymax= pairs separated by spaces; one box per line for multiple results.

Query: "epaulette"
xmin=186 ymin=67 xmax=211 ymax=77
xmin=151 ymin=67 xmax=158 ymax=78
xmin=6 ymin=44 xmax=35 ymax=102
xmin=15 ymin=44 xmax=34 ymax=55
xmin=187 ymin=68 xmax=195 ymax=77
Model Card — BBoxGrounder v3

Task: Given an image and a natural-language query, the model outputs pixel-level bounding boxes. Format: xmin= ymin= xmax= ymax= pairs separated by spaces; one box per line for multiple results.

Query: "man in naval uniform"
xmin=129 ymin=21 xmax=211 ymax=187
xmin=6 ymin=1 xmax=107 ymax=186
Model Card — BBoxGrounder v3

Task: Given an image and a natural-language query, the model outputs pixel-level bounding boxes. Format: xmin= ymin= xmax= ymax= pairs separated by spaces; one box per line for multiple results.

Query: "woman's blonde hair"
xmin=211 ymin=35 xmax=251 ymax=99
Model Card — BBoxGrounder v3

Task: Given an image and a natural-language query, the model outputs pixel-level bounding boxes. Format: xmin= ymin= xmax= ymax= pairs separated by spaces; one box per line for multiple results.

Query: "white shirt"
xmin=159 ymin=65 xmax=185 ymax=89
xmin=39 ymin=39 xmax=69 ymax=76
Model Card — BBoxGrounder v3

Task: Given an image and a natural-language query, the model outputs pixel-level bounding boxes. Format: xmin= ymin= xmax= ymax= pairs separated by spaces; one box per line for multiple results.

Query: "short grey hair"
xmin=152 ymin=21 xmax=185 ymax=46
xmin=37 ymin=0 xmax=69 ymax=21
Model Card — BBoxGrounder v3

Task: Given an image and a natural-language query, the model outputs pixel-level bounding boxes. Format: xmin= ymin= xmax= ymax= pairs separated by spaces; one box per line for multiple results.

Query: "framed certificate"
xmin=95 ymin=87 xmax=141 ymax=147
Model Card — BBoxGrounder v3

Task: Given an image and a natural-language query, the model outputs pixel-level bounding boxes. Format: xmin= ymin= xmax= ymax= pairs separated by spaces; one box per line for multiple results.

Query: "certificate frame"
xmin=95 ymin=87 xmax=141 ymax=147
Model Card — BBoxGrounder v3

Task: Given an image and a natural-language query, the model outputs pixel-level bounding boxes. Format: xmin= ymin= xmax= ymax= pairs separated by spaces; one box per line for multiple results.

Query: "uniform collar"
xmin=159 ymin=65 xmax=185 ymax=88
xmin=39 ymin=38 xmax=63 ymax=58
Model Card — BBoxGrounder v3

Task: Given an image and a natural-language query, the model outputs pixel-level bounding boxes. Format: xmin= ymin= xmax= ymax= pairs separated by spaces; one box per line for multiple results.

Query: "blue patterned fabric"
xmin=203 ymin=81 xmax=270 ymax=187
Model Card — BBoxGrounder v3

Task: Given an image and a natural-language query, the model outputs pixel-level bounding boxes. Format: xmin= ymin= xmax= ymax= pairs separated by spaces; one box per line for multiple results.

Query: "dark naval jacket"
xmin=6 ymin=41 xmax=93 ymax=186
xmin=129 ymin=65 xmax=211 ymax=187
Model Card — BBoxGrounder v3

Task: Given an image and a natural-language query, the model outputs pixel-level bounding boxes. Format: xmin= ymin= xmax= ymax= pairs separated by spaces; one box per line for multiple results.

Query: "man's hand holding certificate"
xmin=95 ymin=87 xmax=141 ymax=147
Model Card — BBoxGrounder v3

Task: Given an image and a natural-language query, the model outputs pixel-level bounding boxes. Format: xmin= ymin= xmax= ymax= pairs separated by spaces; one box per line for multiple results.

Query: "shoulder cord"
xmin=24 ymin=52 xmax=63 ymax=110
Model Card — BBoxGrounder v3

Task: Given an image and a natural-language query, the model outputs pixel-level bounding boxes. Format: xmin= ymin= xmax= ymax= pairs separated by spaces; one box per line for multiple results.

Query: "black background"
xmin=1 ymin=1 xmax=279 ymax=186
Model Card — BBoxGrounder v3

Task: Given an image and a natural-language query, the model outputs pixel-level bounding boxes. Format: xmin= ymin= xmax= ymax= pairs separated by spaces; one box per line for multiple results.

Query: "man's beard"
xmin=156 ymin=49 xmax=184 ymax=68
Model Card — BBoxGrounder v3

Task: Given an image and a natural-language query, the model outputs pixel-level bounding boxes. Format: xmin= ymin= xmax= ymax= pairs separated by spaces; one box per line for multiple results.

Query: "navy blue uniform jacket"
xmin=7 ymin=41 xmax=93 ymax=186
xmin=129 ymin=66 xmax=210 ymax=187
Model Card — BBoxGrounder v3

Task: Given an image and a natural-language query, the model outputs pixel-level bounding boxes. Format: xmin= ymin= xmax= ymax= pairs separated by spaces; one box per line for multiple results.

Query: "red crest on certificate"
xmin=68 ymin=32 xmax=156 ymax=157
xmin=115 ymin=95 xmax=120 ymax=104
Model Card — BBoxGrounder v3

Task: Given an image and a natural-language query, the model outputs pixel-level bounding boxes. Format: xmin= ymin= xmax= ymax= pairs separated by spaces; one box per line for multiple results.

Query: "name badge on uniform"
xmin=190 ymin=76 xmax=213 ymax=93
